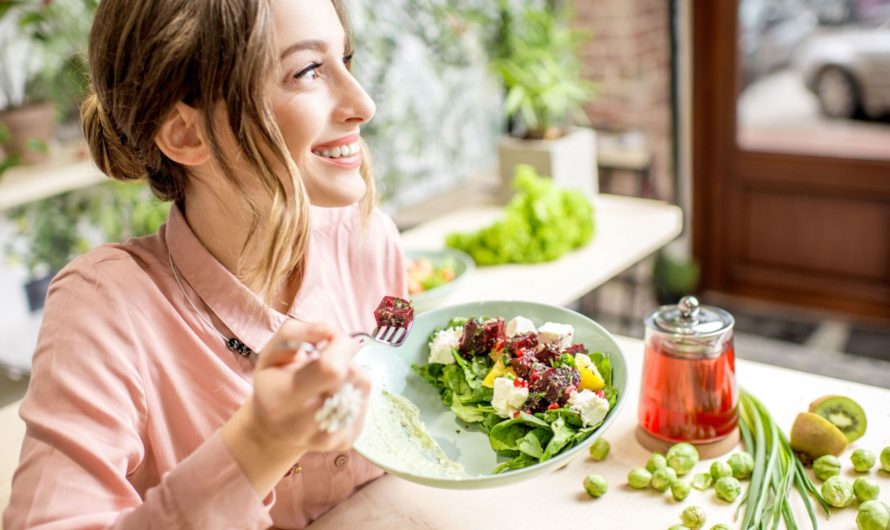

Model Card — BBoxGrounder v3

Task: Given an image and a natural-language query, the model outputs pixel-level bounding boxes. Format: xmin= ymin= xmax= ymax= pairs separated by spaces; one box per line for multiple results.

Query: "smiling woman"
xmin=2 ymin=0 xmax=408 ymax=528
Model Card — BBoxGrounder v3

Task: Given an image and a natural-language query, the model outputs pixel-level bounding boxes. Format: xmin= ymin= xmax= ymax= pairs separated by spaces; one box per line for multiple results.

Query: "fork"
xmin=278 ymin=320 xmax=414 ymax=353
xmin=349 ymin=319 xmax=414 ymax=347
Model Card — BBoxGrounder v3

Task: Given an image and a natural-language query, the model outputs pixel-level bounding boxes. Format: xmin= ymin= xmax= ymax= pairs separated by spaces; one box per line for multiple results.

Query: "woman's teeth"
xmin=314 ymin=141 xmax=360 ymax=159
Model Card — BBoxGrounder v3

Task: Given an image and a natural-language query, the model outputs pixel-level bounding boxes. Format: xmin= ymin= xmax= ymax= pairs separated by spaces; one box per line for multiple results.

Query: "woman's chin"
xmin=305 ymin=179 xmax=367 ymax=208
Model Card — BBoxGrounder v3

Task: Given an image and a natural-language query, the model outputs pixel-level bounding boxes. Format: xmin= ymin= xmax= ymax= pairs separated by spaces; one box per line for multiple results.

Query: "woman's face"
xmin=269 ymin=0 xmax=375 ymax=207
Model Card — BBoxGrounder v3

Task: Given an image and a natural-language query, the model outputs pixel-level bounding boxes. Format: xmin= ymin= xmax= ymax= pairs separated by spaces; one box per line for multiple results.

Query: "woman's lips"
xmin=313 ymin=149 xmax=362 ymax=169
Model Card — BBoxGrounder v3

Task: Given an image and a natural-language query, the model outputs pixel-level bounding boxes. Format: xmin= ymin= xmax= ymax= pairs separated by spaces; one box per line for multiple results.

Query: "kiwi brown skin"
xmin=790 ymin=412 xmax=849 ymax=461
xmin=808 ymin=395 xmax=867 ymax=443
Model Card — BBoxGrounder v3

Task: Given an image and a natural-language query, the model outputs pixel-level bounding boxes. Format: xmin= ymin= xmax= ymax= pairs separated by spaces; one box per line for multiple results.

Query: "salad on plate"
xmin=412 ymin=314 xmax=619 ymax=473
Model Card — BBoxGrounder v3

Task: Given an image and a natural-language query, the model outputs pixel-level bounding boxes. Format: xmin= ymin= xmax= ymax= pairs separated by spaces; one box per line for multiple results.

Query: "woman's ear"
xmin=154 ymin=102 xmax=210 ymax=167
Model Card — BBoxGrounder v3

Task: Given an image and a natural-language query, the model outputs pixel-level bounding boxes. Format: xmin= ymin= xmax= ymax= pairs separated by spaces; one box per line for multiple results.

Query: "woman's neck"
xmin=183 ymin=188 xmax=299 ymax=315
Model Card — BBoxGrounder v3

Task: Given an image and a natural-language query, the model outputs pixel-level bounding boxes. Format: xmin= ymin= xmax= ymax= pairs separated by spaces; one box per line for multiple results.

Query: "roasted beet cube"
xmin=373 ymin=296 xmax=414 ymax=328
xmin=458 ymin=317 xmax=505 ymax=358
xmin=536 ymin=343 xmax=562 ymax=366
xmin=510 ymin=353 xmax=545 ymax=380
xmin=564 ymin=343 xmax=587 ymax=355
xmin=530 ymin=366 xmax=581 ymax=406
xmin=506 ymin=332 xmax=538 ymax=356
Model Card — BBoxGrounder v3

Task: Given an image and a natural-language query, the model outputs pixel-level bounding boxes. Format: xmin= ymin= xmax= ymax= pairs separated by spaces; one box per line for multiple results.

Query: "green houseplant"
xmin=492 ymin=2 xmax=599 ymax=201
xmin=0 ymin=0 xmax=96 ymax=162
xmin=4 ymin=182 xmax=170 ymax=312
xmin=493 ymin=4 xmax=595 ymax=140
xmin=4 ymin=190 xmax=91 ymax=311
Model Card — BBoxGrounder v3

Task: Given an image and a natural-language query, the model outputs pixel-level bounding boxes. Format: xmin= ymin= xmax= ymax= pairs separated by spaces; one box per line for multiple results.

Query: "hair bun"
xmin=81 ymin=92 xmax=146 ymax=182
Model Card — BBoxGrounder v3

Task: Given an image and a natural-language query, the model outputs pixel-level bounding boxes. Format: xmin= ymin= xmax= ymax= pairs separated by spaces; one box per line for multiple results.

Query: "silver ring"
xmin=314 ymin=383 xmax=363 ymax=434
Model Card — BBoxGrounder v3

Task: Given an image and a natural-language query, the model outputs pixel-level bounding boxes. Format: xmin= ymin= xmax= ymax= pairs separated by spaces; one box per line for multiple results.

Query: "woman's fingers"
xmin=256 ymin=320 xmax=336 ymax=369
xmin=293 ymin=335 xmax=360 ymax=394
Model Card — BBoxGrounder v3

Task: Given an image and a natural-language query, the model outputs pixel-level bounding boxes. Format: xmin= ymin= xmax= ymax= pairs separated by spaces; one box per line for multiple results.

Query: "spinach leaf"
xmin=588 ymin=351 xmax=612 ymax=385
xmin=450 ymin=400 xmax=494 ymax=423
xmin=493 ymin=453 xmax=538 ymax=474
xmin=489 ymin=421 xmax=528 ymax=453
xmin=517 ymin=428 xmax=551 ymax=459
xmin=541 ymin=417 xmax=576 ymax=461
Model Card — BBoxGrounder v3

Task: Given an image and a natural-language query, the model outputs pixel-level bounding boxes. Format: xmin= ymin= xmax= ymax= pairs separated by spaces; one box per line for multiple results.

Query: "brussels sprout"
xmin=813 ymin=455 xmax=842 ymax=481
xmin=588 ymin=438 xmax=610 ymax=461
xmin=692 ymin=472 xmax=714 ymax=491
xmin=856 ymin=500 xmax=890 ymax=530
xmin=647 ymin=452 xmax=668 ymax=473
xmin=709 ymin=525 xmax=732 ymax=530
xmin=821 ymin=476 xmax=854 ymax=508
xmin=628 ymin=467 xmax=653 ymax=489
xmin=671 ymin=479 xmax=691 ymax=501
xmin=851 ymin=448 xmax=876 ymax=473
xmin=710 ymin=461 xmax=732 ymax=480
xmin=680 ymin=505 xmax=707 ymax=530
xmin=853 ymin=476 xmax=880 ymax=503
xmin=728 ymin=452 xmax=754 ymax=480
xmin=881 ymin=447 xmax=890 ymax=473
xmin=583 ymin=474 xmax=608 ymax=498
xmin=667 ymin=443 xmax=700 ymax=476
xmin=714 ymin=476 xmax=742 ymax=502
xmin=667 ymin=526 xmax=687 ymax=530
xmin=651 ymin=467 xmax=678 ymax=492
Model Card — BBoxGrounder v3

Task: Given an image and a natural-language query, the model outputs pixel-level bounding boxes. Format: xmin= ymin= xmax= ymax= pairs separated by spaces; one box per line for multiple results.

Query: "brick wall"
xmin=572 ymin=0 xmax=675 ymax=201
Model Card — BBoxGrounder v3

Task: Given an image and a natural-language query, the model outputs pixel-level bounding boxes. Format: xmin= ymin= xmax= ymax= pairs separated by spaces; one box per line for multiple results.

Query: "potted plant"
xmin=0 ymin=122 xmax=21 ymax=179
xmin=3 ymin=181 xmax=170 ymax=312
xmin=493 ymin=2 xmax=598 ymax=201
xmin=4 ymin=190 xmax=91 ymax=312
xmin=0 ymin=0 xmax=96 ymax=163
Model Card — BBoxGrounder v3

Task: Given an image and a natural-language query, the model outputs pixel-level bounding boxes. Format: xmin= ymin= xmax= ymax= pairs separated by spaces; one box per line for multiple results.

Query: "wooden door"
xmin=692 ymin=0 xmax=890 ymax=321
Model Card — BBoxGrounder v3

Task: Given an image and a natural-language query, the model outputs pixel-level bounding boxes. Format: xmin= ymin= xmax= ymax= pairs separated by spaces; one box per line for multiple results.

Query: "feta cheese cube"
xmin=538 ymin=322 xmax=574 ymax=348
xmin=506 ymin=316 xmax=537 ymax=338
xmin=568 ymin=389 xmax=610 ymax=427
xmin=492 ymin=377 xmax=529 ymax=418
xmin=427 ymin=327 xmax=463 ymax=365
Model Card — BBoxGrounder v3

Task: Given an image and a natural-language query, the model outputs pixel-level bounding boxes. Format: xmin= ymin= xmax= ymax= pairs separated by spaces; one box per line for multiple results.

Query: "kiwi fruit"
xmin=808 ymin=395 xmax=867 ymax=443
xmin=790 ymin=412 xmax=848 ymax=462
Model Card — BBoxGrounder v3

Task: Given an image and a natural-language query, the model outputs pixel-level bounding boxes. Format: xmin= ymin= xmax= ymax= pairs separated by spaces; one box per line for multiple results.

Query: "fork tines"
xmin=373 ymin=324 xmax=410 ymax=345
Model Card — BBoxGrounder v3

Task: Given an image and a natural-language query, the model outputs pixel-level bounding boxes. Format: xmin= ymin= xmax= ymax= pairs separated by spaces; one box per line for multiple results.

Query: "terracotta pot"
xmin=0 ymin=101 xmax=55 ymax=164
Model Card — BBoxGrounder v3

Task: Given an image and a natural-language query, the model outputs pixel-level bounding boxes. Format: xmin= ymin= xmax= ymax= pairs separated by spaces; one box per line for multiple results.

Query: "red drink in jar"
xmin=638 ymin=296 xmax=738 ymax=444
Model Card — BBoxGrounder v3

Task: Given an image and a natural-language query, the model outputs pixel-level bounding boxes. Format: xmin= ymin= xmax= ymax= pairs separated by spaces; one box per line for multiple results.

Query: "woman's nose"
xmin=333 ymin=70 xmax=376 ymax=125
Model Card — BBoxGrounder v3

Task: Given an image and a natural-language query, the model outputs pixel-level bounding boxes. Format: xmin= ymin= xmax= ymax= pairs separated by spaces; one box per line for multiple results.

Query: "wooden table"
xmin=400 ymin=194 xmax=683 ymax=308
xmin=307 ymin=335 xmax=890 ymax=530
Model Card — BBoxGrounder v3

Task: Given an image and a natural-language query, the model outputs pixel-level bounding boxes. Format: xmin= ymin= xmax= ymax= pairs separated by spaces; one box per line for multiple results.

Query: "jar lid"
xmin=648 ymin=296 xmax=734 ymax=338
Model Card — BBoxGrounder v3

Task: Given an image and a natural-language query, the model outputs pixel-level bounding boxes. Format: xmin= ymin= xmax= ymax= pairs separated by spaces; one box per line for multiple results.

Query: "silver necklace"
xmin=168 ymin=248 xmax=257 ymax=362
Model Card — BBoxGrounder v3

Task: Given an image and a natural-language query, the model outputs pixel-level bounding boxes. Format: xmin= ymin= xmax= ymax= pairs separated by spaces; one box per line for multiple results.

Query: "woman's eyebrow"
xmin=279 ymin=39 xmax=326 ymax=59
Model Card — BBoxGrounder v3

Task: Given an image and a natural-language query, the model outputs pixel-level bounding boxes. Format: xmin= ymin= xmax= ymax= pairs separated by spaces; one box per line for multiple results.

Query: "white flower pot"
xmin=497 ymin=127 xmax=598 ymax=201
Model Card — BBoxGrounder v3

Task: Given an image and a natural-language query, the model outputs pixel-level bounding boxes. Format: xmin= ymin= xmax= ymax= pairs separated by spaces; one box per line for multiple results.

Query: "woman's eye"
xmin=294 ymin=62 xmax=323 ymax=81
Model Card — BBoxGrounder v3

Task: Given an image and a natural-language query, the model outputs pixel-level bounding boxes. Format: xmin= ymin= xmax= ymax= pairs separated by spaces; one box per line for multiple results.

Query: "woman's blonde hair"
xmin=81 ymin=0 xmax=375 ymax=305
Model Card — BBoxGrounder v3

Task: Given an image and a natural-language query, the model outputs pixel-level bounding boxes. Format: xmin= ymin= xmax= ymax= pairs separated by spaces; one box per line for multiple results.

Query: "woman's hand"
xmin=221 ymin=320 xmax=371 ymax=496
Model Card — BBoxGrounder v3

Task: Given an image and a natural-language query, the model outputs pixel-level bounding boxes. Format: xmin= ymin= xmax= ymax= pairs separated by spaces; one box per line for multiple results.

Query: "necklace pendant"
xmin=226 ymin=337 xmax=254 ymax=358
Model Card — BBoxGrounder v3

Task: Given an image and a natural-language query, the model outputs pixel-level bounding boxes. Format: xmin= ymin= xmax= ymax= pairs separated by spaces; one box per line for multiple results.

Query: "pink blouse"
xmin=3 ymin=204 xmax=407 ymax=529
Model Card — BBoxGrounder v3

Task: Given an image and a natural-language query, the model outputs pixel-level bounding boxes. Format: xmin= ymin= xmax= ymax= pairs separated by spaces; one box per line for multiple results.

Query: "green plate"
xmin=406 ymin=248 xmax=475 ymax=312
xmin=354 ymin=300 xmax=627 ymax=489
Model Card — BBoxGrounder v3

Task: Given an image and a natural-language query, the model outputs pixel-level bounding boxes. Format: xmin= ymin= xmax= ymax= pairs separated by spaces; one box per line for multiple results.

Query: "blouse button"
xmin=284 ymin=462 xmax=302 ymax=477
xmin=334 ymin=454 xmax=349 ymax=469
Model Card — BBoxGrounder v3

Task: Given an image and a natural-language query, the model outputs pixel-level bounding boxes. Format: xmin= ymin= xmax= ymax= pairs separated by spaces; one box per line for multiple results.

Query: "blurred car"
xmin=796 ymin=20 xmax=890 ymax=118
xmin=740 ymin=0 xmax=818 ymax=86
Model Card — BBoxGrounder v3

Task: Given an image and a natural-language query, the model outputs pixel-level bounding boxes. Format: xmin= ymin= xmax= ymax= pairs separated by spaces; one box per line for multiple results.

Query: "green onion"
xmin=738 ymin=390 xmax=831 ymax=530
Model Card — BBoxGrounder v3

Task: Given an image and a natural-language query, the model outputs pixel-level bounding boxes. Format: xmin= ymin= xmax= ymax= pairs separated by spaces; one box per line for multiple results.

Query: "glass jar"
xmin=638 ymin=296 xmax=738 ymax=444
